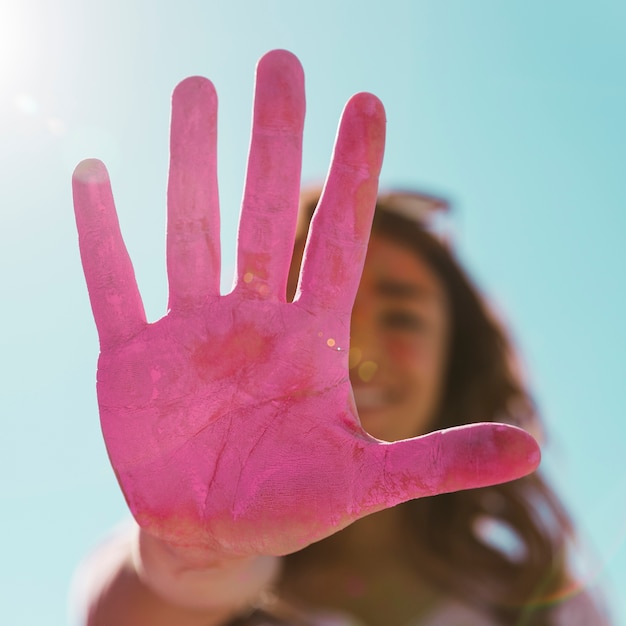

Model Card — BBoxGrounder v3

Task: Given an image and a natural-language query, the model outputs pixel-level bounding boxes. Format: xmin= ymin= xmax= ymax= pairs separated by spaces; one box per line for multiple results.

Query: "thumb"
xmin=353 ymin=423 xmax=540 ymax=516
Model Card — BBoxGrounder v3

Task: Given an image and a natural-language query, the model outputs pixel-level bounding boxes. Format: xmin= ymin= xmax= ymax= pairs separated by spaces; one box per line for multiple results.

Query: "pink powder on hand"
xmin=73 ymin=49 xmax=540 ymax=564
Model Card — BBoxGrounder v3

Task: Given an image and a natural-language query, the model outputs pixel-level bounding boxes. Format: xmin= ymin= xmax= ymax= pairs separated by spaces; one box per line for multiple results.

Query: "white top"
xmin=70 ymin=523 xmax=613 ymax=626
xmin=288 ymin=591 xmax=611 ymax=626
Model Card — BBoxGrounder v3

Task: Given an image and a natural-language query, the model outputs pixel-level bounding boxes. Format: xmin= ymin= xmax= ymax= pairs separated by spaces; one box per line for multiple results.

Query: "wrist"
xmin=132 ymin=526 xmax=281 ymax=612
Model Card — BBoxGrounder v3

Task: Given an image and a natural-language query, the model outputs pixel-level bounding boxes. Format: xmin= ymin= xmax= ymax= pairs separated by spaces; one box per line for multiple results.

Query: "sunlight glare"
xmin=0 ymin=3 xmax=32 ymax=84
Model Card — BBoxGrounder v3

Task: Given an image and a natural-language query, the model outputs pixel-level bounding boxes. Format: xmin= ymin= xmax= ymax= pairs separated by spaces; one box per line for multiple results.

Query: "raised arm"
xmin=72 ymin=50 xmax=540 ymax=624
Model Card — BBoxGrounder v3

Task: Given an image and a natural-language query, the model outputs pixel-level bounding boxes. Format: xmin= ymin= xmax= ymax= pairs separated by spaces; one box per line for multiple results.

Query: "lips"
xmin=352 ymin=386 xmax=388 ymax=412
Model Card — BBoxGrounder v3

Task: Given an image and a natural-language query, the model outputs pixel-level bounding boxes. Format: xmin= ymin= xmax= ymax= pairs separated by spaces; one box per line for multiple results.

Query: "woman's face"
xmin=349 ymin=235 xmax=451 ymax=442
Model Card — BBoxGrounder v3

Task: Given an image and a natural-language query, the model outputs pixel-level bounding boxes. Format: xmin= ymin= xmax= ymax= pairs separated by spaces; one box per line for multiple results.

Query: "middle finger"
xmin=235 ymin=49 xmax=305 ymax=301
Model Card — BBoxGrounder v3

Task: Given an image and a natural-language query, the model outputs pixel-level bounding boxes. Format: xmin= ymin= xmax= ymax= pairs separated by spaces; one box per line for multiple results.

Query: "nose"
xmin=349 ymin=296 xmax=381 ymax=385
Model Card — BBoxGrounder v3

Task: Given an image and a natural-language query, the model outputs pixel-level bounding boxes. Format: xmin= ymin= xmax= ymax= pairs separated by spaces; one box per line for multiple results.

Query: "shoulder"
xmin=69 ymin=520 xmax=136 ymax=625
xmin=418 ymin=589 xmax=613 ymax=626
xmin=550 ymin=589 xmax=613 ymax=625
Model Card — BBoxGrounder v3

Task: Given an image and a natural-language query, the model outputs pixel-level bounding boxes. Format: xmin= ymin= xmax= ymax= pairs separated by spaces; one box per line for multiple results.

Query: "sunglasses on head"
xmin=376 ymin=189 xmax=452 ymax=245
xmin=298 ymin=187 xmax=453 ymax=245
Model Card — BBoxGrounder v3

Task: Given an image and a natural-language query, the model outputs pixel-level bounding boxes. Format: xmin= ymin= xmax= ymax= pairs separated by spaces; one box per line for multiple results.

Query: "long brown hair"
xmin=288 ymin=191 xmax=573 ymax=625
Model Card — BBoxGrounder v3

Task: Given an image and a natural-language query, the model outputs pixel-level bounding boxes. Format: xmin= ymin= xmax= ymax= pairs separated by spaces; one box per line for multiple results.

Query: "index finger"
xmin=295 ymin=93 xmax=386 ymax=315
xmin=73 ymin=159 xmax=146 ymax=349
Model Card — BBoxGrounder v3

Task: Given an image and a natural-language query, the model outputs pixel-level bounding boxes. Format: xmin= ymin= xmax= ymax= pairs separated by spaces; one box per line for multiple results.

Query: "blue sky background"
xmin=1 ymin=1 xmax=625 ymax=623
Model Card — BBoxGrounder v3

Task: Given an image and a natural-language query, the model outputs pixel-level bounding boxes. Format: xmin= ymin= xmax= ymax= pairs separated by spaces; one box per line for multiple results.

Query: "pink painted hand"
xmin=73 ymin=50 xmax=540 ymax=561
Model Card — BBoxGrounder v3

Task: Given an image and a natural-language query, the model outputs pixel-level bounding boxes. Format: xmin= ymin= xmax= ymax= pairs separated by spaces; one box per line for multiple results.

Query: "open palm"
xmin=73 ymin=50 xmax=539 ymax=560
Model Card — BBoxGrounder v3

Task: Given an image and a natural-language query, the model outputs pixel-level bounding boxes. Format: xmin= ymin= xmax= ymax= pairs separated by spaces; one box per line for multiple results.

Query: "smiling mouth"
xmin=352 ymin=387 xmax=389 ymax=412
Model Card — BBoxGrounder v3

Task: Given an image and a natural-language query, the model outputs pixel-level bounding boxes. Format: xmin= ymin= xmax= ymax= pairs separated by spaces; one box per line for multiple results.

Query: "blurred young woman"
xmin=272 ymin=190 xmax=607 ymax=625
